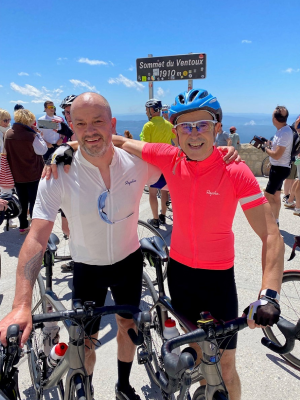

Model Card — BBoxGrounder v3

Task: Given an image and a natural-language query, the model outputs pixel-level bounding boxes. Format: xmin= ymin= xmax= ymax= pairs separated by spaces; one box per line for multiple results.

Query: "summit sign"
xmin=136 ymin=53 xmax=206 ymax=82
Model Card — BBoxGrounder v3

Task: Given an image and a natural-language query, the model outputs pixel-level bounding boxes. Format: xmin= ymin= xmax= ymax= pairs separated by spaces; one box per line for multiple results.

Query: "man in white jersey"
xmin=0 ymin=93 xmax=168 ymax=400
xmin=264 ymin=106 xmax=293 ymax=225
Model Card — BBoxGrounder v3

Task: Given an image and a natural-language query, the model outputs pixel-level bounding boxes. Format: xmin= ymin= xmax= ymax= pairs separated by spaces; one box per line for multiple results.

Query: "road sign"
xmin=136 ymin=53 xmax=206 ymax=82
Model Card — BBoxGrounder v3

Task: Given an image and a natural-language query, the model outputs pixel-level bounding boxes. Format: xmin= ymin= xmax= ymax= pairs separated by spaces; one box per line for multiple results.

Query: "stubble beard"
xmin=80 ymin=135 xmax=111 ymax=158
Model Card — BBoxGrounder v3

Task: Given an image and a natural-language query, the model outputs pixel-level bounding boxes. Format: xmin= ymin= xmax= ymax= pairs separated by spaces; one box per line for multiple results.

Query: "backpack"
xmin=290 ymin=124 xmax=300 ymax=160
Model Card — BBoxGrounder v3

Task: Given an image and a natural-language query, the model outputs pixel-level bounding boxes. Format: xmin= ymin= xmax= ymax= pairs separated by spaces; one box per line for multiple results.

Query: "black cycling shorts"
xmin=265 ymin=165 xmax=291 ymax=195
xmin=167 ymin=259 xmax=238 ymax=350
xmin=72 ymin=248 xmax=143 ymax=335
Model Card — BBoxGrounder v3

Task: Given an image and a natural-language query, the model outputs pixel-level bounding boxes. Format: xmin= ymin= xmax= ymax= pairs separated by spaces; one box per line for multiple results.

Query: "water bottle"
xmin=46 ymin=343 xmax=68 ymax=376
xmin=42 ymin=306 xmax=60 ymax=356
xmin=163 ymin=318 xmax=181 ymax=356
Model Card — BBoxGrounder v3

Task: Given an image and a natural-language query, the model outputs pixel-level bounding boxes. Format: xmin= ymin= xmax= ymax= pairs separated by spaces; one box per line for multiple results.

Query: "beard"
xmin=79 ymin=134 xmax=111 ymax=157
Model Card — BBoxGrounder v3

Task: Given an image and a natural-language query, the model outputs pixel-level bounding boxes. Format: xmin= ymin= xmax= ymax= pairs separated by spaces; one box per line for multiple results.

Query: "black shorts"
xmin=265 ymin=165 xmax=291 ymax=195
xmin=167 ymin=259 xmax=238 ymax=349
xmin=72 ymin=248 xmax=143 ymax=335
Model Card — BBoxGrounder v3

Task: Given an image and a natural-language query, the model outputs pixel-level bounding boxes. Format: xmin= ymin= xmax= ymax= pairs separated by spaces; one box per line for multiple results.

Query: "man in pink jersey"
xmin=112 ymin=89 xmax=284 ymax=400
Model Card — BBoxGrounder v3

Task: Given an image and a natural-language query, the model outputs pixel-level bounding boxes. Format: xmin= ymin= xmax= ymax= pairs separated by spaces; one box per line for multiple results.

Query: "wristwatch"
xmin=260 ymin=289 xmax=280 ymax=302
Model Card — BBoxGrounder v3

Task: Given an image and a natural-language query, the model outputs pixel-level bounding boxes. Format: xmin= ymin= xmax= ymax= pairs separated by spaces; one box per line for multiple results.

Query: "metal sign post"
xmin=148 ymin=54 xmax=153 ymax=99
xmin=188 ymin=52 xmax=193 ymax=91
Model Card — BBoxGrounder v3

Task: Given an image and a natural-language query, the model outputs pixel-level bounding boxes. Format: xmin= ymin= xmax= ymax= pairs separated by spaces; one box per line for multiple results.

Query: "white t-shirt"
xmin=33 ymin=147 xmax=162 ymax=265
xmin=269 ymin=125 xmax=293 ymax=167
xmin=38 ymin=114 xmax=61 ymax=144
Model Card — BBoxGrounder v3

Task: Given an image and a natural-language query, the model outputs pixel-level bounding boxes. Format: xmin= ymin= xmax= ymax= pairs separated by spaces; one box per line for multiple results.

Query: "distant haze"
xmin=31 ymin=113 xmax=298 ymax=144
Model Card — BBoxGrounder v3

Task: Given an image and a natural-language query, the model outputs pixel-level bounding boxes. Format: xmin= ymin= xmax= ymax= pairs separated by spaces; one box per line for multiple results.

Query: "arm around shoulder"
xmin=112 ymin=134 xmax=146 ymax=159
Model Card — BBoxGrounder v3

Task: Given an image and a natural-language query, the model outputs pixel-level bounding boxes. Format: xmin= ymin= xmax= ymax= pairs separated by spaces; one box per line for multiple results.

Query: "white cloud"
xmin=18 ymin=72 xmax=29 ymax=76
xmin=78 ymin=57 xmax=108 ymax=66
xmin=35 ymin=73 xmax=42 ymax=77
xmin=69 ymin=79 xmax=97 ymax=91
xmin=156 ymin=87 xmax=167 ymax=98
xmin=245 ymin=120 xmax=256 ymax=126
xmin=108 ymin=74 xmax=144 ymax=91
xmin=0 ymin=85 xmax=3 ymax=88
xmin=57 ymin=57 xmax=67 ymax=61
xmin=9 ymin=100 xmax=29 ymax=104
xmin=10 ymin=82 xmax=63 ymax=103
xmin=128 ymin=66 xmax=134 ymax=71
xmin=57 ymin=57 xmax=68 ymax=65
xmin=109 ymin=61 xmax=114 ymax=66
xmin=283 ymin=68 xmax=300 ymax=73
xmin=241 ymin=40 xmax=252 ymax=44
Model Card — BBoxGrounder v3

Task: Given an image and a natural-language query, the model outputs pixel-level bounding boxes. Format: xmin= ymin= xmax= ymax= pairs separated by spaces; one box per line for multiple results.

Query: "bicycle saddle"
xmin=47 ymin=233 xmax=60 ymax=252
xmin=140 ymin=236 xmax=168 ymax=261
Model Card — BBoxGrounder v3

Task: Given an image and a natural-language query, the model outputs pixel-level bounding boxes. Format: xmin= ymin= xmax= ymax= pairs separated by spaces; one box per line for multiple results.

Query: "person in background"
xmin=5 ymin=109 xmax=47 ymax=234
xmin=140 ymin=99 xmax=178 ymax=228
xmin=215 ymin=123 xmax=231 ymax=146
xmin=124 ymin=130 xmax=133 ymax=139
xmin=14 ymin=104 xmax=24 ymax=112
xmin=161 ymin=104 xmax=170 ymax=121
xmin=229 ymin=126 xmax=240 ymax=150
xmin=38 ymin=101 xmax=63 ymax=160
xmin=60 ymin=95 xmax=77 ymax=141
xmin=264 ymin=106 xmax=293 ymax=226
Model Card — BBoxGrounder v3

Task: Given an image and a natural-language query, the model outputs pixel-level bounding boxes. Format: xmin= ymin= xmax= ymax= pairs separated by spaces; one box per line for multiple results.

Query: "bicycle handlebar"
xmin=161 ymin=317 xmax=248 ymax=383
xmin=32 ymin=304 xmax=150 ymax=345
xmin=261 ymin=316 xmax=300 ymax=354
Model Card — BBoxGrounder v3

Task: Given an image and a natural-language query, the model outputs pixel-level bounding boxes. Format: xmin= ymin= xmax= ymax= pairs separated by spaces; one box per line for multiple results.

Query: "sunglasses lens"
xmin=195 ymin=121 xmax=211 ymax=132
xmin=179 ymin=123 xmax=192 ymax=134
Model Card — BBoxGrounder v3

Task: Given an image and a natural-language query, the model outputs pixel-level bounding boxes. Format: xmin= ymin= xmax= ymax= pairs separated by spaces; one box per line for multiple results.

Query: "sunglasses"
xmin=162 ymin=111 xmax=168 ymax=114
xmin=98 ymin=190 xmax=134 ymax=224
xmin=2 ymin=119 xmax=11 ymax=123
xmin=174 ymin=120 xmax=217 ymax=135
xmin=47 ymin=105 xmax=55 ymax=109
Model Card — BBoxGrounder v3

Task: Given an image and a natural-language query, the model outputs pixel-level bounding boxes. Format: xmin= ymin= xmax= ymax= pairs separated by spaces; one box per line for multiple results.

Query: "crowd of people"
xmin=0 ymin=88 xmax=297 ymax=400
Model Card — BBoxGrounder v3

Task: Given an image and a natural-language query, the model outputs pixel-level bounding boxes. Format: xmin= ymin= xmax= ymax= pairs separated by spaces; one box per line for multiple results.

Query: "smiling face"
xmin=71 ymin=93 xmax=116 ymax=159
xmin=173 ymin=110 xmax=220 ymax=161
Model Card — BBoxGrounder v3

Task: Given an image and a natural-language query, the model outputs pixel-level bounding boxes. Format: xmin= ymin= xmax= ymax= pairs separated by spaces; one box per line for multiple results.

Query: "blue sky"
xmin=1 ymin=0 xmax=299 ymax=117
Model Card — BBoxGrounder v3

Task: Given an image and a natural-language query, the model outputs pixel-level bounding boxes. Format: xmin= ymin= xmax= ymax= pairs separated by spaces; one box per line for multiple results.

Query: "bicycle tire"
xmin=52 ymin=214 xmax=72 ymax=261
xmin=69 ymin=374 xmax=87 ymax=400
xmin=261 ymin=156 xmax=271 ymax=178
xmin=138 ymin=220 xmax=169 ymax=286
xmin=27 ymin=273 xmax=46 ymax=400
xmin=263 ymin=270 xmax=300 ymax=369
xmin=192 ymin=386 xmax=228 ymax=400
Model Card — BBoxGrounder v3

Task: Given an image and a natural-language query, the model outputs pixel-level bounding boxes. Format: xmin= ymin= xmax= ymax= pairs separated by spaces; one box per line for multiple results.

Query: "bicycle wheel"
xmin=138 ymin=220 xmax=169 ymax=286
xmin=192 ymin=386 xmax=228 ymax=400
xmin=69 ymin=374 xmax=86 ymax=400
xmin=263 ymin=270 xmax=300 ymax=369
xmin=27 ymin=273 xmax=46 ymax=400
xmin=52 ymin=214 xmax=72 ymax=261
xmin=261 ymin=156 xmax=271 ymax=178
xmin=140 ymin=273 xmax=167 ymax=389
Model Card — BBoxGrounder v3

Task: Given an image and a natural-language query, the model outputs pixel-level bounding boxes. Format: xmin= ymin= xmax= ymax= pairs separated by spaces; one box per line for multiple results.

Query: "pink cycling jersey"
xmin=142 ymin=143 xmax=268 ymax=270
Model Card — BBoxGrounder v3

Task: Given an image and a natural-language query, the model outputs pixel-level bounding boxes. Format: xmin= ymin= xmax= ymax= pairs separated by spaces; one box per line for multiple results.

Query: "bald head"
xmin=71 ymin=92 xmax=112 ymax=119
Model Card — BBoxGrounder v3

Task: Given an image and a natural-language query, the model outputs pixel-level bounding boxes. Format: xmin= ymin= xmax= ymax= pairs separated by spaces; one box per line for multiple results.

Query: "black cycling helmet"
xmin=14 ymin=104 xmax=24 ymax=111
xmin=145 ymin=99 xmax=162 ymax=112
xmin=0 ymin=194 xmax=22 ymax=229
xmin=59 ymin=95 xmax=77 ymax=109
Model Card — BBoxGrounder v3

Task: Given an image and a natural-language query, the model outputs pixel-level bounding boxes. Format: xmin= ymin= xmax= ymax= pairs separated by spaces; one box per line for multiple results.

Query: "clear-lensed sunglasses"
xmin=98 ymin=190 xmax=134 ymax=225
xmin=174 ymin=120 xmax=218 ymax=135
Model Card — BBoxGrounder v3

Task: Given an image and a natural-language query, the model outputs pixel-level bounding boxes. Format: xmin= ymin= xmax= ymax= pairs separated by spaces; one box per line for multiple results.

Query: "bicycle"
xmin=137 ymin=238 xmax=300 ymax=399
xmin=27 ymin=232 xmax=155 ymax=400
xmin=261 ymin=156 xmax=271 ymax=178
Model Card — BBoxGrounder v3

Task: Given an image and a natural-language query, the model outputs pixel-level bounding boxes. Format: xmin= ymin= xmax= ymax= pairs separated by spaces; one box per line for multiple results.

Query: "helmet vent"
xmin=188 ymin=90 xmax=199 ymax=103
xmin=199 ymin=90 xmax=208 ymax=99
xmin=178 ymin=94 xmax=185 ymax=104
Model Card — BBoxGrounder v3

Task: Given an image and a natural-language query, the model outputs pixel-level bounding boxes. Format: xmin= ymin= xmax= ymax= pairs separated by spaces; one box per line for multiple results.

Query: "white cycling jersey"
xmin=33 ymin=146 xmax=163 ymax=265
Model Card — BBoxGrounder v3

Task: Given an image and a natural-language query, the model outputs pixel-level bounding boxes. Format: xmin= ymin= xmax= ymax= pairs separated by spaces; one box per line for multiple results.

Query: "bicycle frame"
xmin=145 ymin=255 xmax=230 ymax=399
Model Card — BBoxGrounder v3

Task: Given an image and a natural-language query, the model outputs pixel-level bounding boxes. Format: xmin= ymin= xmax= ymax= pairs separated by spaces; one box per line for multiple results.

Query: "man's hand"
xmin=56 ymin=138 xmax=63 ymax=146
xmin=243 ymin=297 xmax=280 ymax=329
xmin=0 ymin=306 xmax=32 ymax=347
xmin=217 ymin=146 xmax=241 ymax=164
xmin=41 ymin=144 xmax=74 ymax=180
xmin=0 ymin=199 xmax=8 ymax=211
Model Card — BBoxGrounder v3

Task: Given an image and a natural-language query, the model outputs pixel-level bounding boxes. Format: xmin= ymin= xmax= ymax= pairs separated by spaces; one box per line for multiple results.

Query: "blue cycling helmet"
xmin=169 ymin=89 xmax=222 ymax=125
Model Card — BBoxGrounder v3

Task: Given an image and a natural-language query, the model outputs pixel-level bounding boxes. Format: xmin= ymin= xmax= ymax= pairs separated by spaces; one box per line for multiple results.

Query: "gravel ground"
xmin=0 ymin=176 xmax=300 ymax=399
